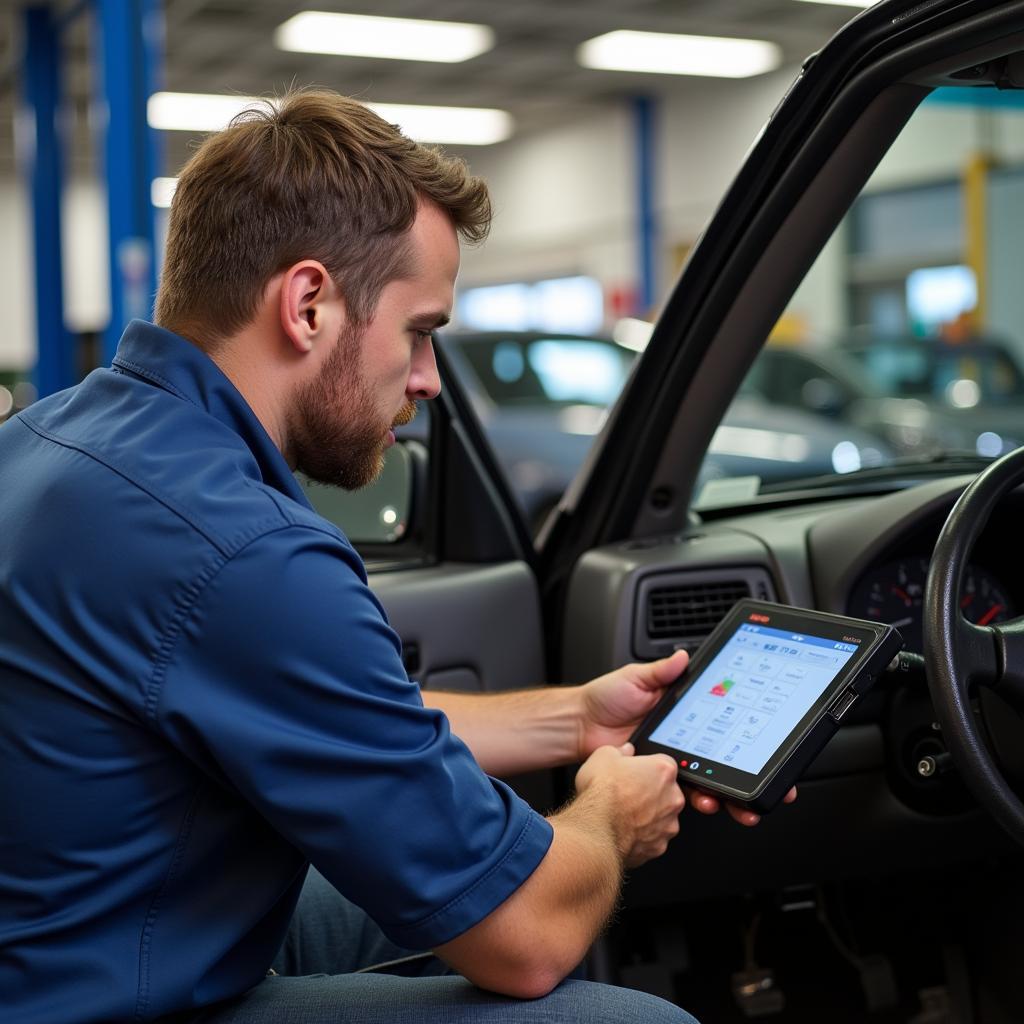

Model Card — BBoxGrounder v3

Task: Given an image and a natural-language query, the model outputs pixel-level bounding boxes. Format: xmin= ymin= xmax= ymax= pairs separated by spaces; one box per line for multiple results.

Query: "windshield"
xmin=695 ymin=86 xmax=1024 ymax=503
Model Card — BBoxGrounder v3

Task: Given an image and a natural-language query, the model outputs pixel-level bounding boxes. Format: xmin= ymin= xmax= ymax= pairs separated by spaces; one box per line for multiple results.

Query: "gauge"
xmin=959 ymin=566 xmax=1013 ymax=629
xmin=852 ymin=557 xmax=928 ymax=651
xmin=847 ymin=558 xmax=1015 ymax=652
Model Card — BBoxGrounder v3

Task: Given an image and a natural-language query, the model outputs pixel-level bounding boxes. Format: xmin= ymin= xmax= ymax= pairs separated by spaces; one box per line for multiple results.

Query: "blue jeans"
xmin=183 ymin=868 xmax=699 ymax=1023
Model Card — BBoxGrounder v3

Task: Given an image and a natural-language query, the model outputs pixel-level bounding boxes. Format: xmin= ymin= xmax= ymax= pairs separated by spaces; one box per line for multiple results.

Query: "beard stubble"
xmin=291 ymin=323 xmax=417 ymax=490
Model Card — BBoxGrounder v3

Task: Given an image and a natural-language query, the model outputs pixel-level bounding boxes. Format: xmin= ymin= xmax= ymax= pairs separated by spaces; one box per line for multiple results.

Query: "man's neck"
xmin=208 ymin=327 xmax=296 ymax=468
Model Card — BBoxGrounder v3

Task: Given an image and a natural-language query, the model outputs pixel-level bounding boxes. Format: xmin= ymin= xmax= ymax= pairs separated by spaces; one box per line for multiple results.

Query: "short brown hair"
xmin=155 ymin=88 xmax=492 ymax=345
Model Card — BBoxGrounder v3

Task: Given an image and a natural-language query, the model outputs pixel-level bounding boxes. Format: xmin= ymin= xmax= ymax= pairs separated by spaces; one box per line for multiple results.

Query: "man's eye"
xmin=413 ymin=329 xmax=433 ymax=342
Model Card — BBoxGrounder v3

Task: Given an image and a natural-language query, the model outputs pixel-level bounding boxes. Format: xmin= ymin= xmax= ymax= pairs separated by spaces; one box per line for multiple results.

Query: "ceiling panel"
xmin=0 ymin=0 xmax=862 ymax=176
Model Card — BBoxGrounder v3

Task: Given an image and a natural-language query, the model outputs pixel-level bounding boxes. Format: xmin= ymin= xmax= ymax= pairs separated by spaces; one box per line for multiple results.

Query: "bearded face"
xmin=291 ymin=323 xmax=417 ymax=490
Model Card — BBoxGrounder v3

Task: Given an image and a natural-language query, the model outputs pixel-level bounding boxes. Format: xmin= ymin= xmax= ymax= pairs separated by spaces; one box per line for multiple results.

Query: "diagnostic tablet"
xmin=631 ymin=600 xmax=903 ymax=812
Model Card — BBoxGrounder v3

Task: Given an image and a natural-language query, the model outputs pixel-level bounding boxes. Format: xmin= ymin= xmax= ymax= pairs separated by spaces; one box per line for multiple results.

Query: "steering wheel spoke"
xmin=957 ymin=618 xmax=1001 ymax=689
xmin=989 ymin=616 xmax=1024 ymax=710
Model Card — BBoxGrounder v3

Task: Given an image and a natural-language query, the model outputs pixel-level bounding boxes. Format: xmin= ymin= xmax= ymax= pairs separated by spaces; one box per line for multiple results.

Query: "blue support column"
xmin=632 ymin=95 xmax=658 ymax=317
xmin=97 ymin=0 xmax=163 ymax=364
xmin=22 ymin=6 xmax=75 ymax=397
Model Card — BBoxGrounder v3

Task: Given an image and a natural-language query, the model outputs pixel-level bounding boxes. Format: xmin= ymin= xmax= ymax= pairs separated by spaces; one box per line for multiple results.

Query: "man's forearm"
xmin=435 ymin=785 xmax=625 ymax=998
xmin=423 ymin=686 xmax=586 ymax=775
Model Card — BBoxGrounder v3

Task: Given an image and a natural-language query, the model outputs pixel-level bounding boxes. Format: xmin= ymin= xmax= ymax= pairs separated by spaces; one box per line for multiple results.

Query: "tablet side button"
xmin=828 ymin=689 xmax=858 ymax=721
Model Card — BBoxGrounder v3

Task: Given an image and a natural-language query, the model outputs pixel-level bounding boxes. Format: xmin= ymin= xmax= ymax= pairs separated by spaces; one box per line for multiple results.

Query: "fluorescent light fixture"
xmin=577 ymin=30 xmax=781 ymax=78
xmin=368 ymin=103 xmax=512 ymax=145
xmin=275 ymin=11 xmax=494 ymax=63
xmin=151 ymin=177 xmax=178 ymax=208
xmin=147 ymin=92 xmax=511 ymax=145
xmin=793 ymin=0 xmax=873 ymax=7
xmin=148 ymin=92 xmax=260 ymax=132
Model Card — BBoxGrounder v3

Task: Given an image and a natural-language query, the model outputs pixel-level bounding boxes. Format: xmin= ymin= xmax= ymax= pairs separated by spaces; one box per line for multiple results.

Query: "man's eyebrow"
xmin=412 ymin=311 xmax=451 ymax=330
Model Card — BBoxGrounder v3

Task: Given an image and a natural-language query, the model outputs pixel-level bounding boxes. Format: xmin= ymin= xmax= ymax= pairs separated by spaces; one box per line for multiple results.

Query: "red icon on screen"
xmin=679 ymin=759 xmax=689 ymax=768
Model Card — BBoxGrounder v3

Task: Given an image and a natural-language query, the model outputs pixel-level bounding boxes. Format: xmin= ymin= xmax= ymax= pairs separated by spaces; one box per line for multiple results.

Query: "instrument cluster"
xmin=846 ymin=555 xmax=1014 ymax=652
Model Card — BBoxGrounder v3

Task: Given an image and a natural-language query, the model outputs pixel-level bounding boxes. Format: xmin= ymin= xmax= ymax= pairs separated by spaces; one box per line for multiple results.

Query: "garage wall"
xmin=456 ymin=104 xmax=635 ymax=290
xmin=866 ymin=103 xmax=1024 ymax=190
xmin=460 ymin=67 xmax=802 ymax=314
xmin=6 ymin=89 xmax=1024 ymax=371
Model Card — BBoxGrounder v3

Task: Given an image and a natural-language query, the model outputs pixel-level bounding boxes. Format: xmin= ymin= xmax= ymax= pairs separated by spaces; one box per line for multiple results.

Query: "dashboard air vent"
xmin=632 ymin=566 xmax=776 ymax=659
xmin=647 ymin=580 xmax=751 ymax=640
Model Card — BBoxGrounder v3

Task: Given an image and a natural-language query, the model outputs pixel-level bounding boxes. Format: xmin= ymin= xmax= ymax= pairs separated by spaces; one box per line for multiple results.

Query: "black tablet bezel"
xmin=632 ymin=600 xmax=900 ymax=805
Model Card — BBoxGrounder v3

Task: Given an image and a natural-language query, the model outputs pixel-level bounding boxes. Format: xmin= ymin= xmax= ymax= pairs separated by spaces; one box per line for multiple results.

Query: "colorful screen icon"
xmin=710 ymin=678 xmax=735 ymax=697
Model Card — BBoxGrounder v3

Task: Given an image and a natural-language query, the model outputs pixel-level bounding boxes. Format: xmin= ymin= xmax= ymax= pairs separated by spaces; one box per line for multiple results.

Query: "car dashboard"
xmin=561 ymin=475 xmax=1023 ymax=904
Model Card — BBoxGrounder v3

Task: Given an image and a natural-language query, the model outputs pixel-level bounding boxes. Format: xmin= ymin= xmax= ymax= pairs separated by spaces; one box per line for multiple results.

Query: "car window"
xmin=445 ymin=334 xmax=635 ymax=407
xmin=294 ymin=330 xmax=641 ymax=546
xmin=698 ymin=87 xmax=1024 ymax=497
xmin=437 ymin=331 xmax=638 ymax=528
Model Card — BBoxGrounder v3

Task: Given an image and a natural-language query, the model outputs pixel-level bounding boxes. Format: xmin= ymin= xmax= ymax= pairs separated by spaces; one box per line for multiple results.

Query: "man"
xmin=0 ymin=90 xmax=766 ymax=1024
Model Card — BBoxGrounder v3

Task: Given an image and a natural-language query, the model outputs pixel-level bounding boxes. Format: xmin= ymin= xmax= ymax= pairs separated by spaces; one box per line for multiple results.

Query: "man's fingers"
xmin=726 ymin=803 xmax=761 ymax=827
xmin=687 ymin=790 xmax=720 ymax=816
xmin=683 ymin=787 xmax=762 ymax=826
xmin=650 ymin=649 xmax=688 ymax=687
xmin=627 ymin=649 xmax=688 ymax=693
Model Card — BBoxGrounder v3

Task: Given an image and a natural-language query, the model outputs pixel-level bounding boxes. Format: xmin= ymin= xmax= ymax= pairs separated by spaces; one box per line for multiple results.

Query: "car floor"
xmin=604 ymin=862 xmax=1024 ymax=1023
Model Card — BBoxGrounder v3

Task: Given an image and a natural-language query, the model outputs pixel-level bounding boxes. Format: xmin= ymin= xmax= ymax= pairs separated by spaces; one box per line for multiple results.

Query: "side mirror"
xmin=299 ymin=439 xmax=428 ymax=546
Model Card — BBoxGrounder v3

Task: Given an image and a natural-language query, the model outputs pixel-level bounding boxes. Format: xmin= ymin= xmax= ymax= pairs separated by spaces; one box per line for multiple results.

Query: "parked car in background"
xmin=439 ymin=330 xmax=890 ymax=525
xmin=745 ymin=335 xmax=1024 ymax=458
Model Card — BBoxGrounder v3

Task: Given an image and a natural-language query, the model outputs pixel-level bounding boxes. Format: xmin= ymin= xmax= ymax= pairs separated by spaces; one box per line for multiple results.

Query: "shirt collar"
xmin=111 ymin=319 xmax=313 ymax=509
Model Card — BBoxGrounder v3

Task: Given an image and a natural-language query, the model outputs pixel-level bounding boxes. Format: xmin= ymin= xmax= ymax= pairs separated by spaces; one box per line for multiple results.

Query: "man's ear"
xmin=278 ymin=261 xmax=342 ymax=354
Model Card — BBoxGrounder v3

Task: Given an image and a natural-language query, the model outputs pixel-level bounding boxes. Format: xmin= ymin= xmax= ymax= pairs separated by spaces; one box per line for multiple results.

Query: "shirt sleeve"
xmin=154 ymin=525 xmax=553 ymax=950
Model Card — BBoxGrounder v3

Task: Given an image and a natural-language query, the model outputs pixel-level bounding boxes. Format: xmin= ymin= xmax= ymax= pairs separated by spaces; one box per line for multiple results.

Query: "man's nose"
xmin=408 ymin=338 xmax=441 ymax=400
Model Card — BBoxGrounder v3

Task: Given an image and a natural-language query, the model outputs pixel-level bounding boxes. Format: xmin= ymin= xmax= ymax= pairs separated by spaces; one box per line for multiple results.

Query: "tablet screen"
xmin=648 ymin=621 xmax=859 ymax=775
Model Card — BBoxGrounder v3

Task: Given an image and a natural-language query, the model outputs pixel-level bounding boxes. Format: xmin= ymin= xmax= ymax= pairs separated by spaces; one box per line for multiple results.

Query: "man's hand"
xmin=577 ymin=649 xmax=689 ymax=758
xmin=573 ymin=742 xmax=685 ymax=869
xmin=437 ymin=741 xmax=686 ymax=997
xmin=576 ymin=650 xmax=797 ymax=828
xmin=684 ymin=784 xmax=798 ymax=827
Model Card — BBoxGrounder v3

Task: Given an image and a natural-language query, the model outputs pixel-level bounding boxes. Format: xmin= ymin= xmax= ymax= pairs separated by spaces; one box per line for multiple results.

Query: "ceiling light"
xmin=148 ymin=92 xmax=259 ymax=132
xmin=147 ymin=92 xmax=512 ymax=145
xmin=151 ymin=177 xmax=178 ymax=208
xmin=577 ymin=30 xmax=781 ymax=78
xmin=275 ymin=12 xmax=494 ymax=63
xmin=369 ymin=103 xmax=512 ymax=145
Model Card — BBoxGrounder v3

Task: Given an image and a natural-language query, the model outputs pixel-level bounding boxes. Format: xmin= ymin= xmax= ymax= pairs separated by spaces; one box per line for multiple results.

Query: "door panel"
xmin=370 ymin=561 xmax=545 ymax=692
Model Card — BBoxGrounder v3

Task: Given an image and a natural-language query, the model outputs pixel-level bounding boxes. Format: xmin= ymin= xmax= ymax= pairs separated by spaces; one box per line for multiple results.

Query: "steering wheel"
xmin=924 ymin=446 xmax=1024 ymax=844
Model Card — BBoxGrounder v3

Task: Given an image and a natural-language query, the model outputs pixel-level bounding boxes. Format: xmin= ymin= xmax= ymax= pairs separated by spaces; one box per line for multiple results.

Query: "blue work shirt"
xmin=0 ymin=321 xmax=553 ymax=1024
